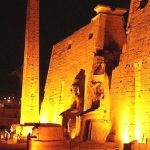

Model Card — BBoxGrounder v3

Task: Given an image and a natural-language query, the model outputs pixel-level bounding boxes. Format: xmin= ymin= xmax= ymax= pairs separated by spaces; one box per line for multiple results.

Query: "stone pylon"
xmin=21 ymin=0 xmax=39 ymax=124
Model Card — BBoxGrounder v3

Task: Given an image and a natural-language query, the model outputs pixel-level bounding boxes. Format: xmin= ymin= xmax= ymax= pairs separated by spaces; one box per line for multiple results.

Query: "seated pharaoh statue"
xmin=60 ymin=69 xmax=85 ymax=138
xmin=70 ymin=78 xmax=84 ymax=113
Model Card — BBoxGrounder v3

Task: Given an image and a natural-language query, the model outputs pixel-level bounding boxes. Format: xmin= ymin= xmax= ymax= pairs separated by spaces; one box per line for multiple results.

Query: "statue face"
xmin=71 ymin=86 xmax=79 ymax=95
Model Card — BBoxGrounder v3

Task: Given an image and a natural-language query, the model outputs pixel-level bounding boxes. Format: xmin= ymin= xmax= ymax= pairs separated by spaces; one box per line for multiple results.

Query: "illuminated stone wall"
xmin=40 ymin=16 xmax=101 ymax=124
xmin=79 ymin=9 xmax=127 ymax=142
xmin=21 ymin=0 xmax=39 ymax=124
xmin=40 ymin=7 xmax=126 ymax=130
xmin=111 ymin=0 xmax=150 ymax=144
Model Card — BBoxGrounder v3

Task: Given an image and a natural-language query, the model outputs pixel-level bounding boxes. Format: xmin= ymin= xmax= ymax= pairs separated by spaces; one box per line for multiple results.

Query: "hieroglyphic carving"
xmin=21 ymin=0 xmax=39 ymax=124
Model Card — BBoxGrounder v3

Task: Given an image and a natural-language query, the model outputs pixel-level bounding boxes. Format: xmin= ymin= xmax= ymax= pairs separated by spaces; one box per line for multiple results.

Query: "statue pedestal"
xmin=80 ymin=110 xmax=111 ymax=143
xmin=38 ymin=123 xmax=65 ymax=141
xmin=28 ymin=123 xmax=68 ymax=150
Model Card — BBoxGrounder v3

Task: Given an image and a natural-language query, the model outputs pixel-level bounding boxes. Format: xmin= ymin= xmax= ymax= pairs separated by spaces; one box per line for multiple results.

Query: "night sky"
xmin=0 ymin=0 xmax=130 ymax=98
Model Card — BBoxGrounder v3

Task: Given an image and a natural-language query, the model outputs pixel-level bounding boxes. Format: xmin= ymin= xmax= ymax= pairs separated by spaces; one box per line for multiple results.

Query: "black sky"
xmin=0 ymin=0 xmax=130 ymax=97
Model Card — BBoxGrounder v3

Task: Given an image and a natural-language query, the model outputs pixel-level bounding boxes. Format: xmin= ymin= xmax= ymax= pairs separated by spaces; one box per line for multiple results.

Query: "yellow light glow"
xmin=21 ymin=126 xmax=33 ymax=137
xmin=40 ymin=81 xmax=66 ymax=125
xmin=14 ymin=125 xmax=33 ymax=139
xmin=120 ymin=121 xmax=130 ymax=143
xmin=40 ymin=115 xmax=47 ymax=123
xmin=40 ymin=102 xmax=53 ymax=123
xmin=116 ymin=96 xmax=133 ymax=144
xmin=123 ymin=135 xmax=129 ymax=143
xmin=75 ymin=116 xmax=81 ymax=137
xmin=118 ymin=62 xmax=147 ymax=144
xmin=122 ymin=128 xmax=129 ymax=143
xmin=71 ymin=132 xmax=76 ymax=139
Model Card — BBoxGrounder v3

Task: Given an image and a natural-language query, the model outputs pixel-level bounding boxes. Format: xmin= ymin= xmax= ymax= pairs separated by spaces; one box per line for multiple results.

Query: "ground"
xmin=0 ymin=143 xmax=26 ymax=150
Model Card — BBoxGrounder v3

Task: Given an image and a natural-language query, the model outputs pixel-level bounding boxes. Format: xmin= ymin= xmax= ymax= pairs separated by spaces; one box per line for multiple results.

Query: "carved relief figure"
xmin=90 ymin=81 xmax=104 ymax=109
xmin=90 ymin=57 xmax=105 ymax=109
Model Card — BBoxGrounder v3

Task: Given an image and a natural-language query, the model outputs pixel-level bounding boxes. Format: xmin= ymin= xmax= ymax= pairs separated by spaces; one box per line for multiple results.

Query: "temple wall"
xmin=40 ymin=16 xmax=102 ymax=124
xmin=111 ymin=0 xmax=150 ymax=144
xmin=40 ymin=11 xmax=127 ymax=148
xmin=79 ymin=13 xmax=127 ymax=143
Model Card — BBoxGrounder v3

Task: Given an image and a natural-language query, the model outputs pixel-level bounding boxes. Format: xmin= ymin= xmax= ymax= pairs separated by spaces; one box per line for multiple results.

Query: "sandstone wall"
xmin=40 ymin=12 xmax=127 ymax=147
xmin=111 ymin=0 xmax=150 ymax=144
xmin=40 ymin=16 xmax=102 ymax=124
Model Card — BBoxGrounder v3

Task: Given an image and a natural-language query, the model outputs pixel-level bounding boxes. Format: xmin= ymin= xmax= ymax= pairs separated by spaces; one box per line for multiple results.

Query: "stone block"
xmin=38 ymin=124 xmax=65 ymax=141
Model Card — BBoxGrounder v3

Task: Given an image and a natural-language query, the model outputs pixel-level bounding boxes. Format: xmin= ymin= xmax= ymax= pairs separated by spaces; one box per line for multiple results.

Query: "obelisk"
xmin=21 ymin=0 xmax=39 ymax=124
